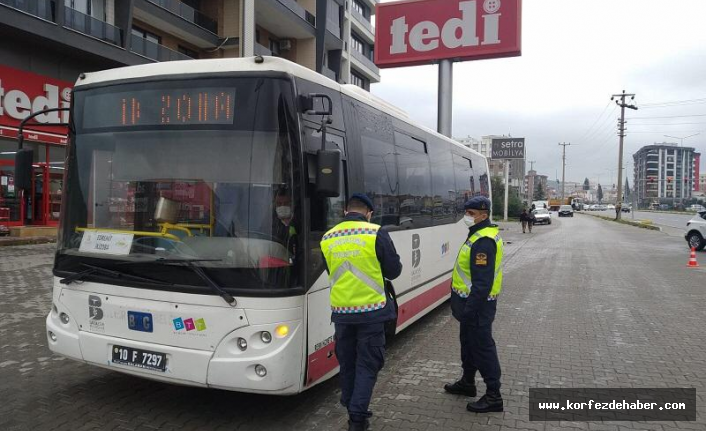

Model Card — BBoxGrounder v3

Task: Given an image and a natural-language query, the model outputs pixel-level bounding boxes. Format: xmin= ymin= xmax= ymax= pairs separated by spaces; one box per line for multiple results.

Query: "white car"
xmin=532 ymin=208 xmax=552 ymax=225
xmin=685 ymin=211 xmax=706 ymax=251
xmin=606 ymin=204 xmax=616 ymax=211
xmin=688 ymin=204 xmax=706 ymax=212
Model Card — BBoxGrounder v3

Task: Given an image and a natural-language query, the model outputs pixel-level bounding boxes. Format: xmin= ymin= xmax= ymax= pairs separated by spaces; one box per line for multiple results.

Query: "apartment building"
xmin=0 ymin=0 xmax=379 ymax=233
xmin=633 ymin=143 xmax=697 ymax=208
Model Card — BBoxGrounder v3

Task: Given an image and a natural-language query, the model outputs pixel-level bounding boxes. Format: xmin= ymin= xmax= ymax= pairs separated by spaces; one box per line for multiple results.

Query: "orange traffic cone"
xmin=687 ymin=248 xmax=699 ymax=268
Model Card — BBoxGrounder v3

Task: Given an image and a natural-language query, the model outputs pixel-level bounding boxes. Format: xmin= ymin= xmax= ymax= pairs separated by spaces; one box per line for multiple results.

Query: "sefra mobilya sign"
xmin=491 ymin=138 xmax=525 ymax=159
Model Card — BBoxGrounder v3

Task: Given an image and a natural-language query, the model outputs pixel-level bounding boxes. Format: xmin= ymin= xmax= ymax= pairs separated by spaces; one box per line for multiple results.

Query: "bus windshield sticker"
xmin=79 ymin=231 xmax=134 ymax=256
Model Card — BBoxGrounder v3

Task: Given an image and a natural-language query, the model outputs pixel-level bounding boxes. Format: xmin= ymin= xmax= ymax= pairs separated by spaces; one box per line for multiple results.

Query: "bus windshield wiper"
xmin=60 ymin=263 xmax=174 ymax=286
xmin=146 ymin=258 xmax=236 ymax=306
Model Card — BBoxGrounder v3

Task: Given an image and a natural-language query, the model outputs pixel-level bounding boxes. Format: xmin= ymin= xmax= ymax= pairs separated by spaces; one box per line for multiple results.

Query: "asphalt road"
xmin=589 ymin=210 xmax=697 ymax=229
xmin=1 ymin=216 xmax=704 ymax=430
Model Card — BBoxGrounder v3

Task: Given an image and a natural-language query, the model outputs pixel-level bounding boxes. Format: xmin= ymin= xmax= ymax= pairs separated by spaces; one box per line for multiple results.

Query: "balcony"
xmin=322 ymin=66 xmax=337 ymax=81
xmin=350 ymin=47 xmax=380 ymax=80
xmin=147 ymin=0 xmax=217 ymax=34
xmin=256 ymin=0 xmax=316 ymax=40
xmin=255 ymin=43 xmax=272 ymax=56
xmin=64 ymin=6 xmax=122 ymax=46
xmin=350 ymin=8 xmax=374 ymax=43
xmin=131 ymin=34 xmax=192 ymax=62
xmin=0 ymin=0 xmax=53 ymax=21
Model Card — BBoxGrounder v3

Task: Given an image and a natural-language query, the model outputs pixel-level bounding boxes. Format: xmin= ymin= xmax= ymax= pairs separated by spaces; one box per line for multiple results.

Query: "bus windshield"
xmin=56 ymin=76 xmax=302 ymax=292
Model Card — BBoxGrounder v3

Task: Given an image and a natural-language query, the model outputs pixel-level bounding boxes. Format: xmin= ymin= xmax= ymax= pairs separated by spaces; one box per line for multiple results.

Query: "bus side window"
xmin=357 ymin=105 xmax=398 ymax=228
xmin=452 ymin=154 xmax=475 ymax=221
xmin=428 ymin=139 xmax=457 ymax=226
xmin=394 ymin=131 xmax=432 ymax=229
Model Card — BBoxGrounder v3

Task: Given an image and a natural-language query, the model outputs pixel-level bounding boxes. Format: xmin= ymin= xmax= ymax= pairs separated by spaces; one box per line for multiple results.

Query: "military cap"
xmin=464 ymin=196 xmax=491 ymax=211
xmin=349 ymin=193 xmax=375 ymax=212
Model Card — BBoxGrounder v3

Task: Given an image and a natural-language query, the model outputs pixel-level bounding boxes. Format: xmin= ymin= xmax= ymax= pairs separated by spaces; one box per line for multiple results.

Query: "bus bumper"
xmin=47 ymin=311 xmax=305 ymax=394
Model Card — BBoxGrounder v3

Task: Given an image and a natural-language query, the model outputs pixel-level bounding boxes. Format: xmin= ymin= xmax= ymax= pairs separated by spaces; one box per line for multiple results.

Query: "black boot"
xmin=347 ymin=419 xmax=370 ymax=431
xmin=466 ymin=393 xmax=503 ymax=413
xmin=443 ymin=378 xmax=477 ymax=397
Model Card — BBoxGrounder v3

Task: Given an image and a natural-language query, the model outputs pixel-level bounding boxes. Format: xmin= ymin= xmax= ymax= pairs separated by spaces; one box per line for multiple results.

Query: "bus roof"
xmin=75 ymin=56 xmax=480 ymax=157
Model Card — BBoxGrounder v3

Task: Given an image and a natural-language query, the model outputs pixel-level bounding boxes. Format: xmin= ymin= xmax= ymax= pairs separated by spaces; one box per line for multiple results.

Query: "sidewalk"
xmin=0 ymin=235 xmax=56 ymax=247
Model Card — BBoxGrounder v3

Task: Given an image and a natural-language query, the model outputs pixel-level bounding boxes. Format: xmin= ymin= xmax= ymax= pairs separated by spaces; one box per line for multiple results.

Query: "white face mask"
xmin=276 ymin=206 xmax=292 ymax=219
xmin=463 ymin=214 xmax=476 ymax=227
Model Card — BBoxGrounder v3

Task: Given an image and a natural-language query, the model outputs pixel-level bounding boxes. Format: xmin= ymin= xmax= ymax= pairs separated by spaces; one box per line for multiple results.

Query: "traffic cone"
xmin=687 ymin=248 xmax=699 ymax=268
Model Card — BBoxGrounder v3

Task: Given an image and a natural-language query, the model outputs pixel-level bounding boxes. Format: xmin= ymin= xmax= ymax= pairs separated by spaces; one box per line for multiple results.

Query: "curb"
xmin=577 ymin=212 xmax=662 ymax=231
xmin=0 ymin=237 xmax=57 ymax=247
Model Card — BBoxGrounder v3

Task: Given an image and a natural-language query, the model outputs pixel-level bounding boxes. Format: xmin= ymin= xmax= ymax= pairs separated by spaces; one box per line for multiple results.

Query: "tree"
xmin=597 ymin=184 xmax=604 ymax=203
xmin=624 ymin=178 xmax=631 ymax=200
xmin=534 ymin=181 xmax=546 ymax=200
xmin=490 ymin=176 xmax=523 ymax=218
xmin=583 ymin=177 xmax=590 ymax=191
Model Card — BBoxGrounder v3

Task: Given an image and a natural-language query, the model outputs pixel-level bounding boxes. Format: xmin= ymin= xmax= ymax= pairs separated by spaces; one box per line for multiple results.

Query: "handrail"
xmin=77 ymin=227 xmax=181 ymax=241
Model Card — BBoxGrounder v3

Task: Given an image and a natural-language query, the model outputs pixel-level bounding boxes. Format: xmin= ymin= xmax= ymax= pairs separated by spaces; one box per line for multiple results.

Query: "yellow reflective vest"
xmin=451 ymin=226 xmax=504 ymax=299
xmin=321 ymin=220 xmax=387 ymax=313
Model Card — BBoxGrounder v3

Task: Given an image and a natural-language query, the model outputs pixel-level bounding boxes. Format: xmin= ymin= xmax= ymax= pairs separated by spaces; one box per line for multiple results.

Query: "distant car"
xmin=685 ymin=211 xmax=706 ymax=251
xmin=621 ymin=206 xmax=631 ymax=213
xmin=606 ymin=204 xmax=616 ymax=211
xmin=532 ymin=208 xmax=552 ymax=225
xmin=558 ymin=205 xmax=574 ymax=217
xmin=688 ymin=204 xmax=706 ymax=212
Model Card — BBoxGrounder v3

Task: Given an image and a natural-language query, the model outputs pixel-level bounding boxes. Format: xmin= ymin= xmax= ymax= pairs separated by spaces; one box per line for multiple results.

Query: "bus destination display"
xmin=82 ymin=87 xmax=236 ymax=129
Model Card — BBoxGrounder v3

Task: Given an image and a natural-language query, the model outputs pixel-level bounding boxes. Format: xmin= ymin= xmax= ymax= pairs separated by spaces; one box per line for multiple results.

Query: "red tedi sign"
xmin=0 ymin=65 xmax=73 ymax=137
xmin=375 ymin=0 xmax=522 ymax=68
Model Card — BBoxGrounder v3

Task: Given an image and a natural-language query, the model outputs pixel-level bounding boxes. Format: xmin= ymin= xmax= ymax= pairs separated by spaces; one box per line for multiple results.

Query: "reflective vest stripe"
xmin=452 ymin=259 xmax=472 ymax=298
xmin=321 ymin=220 xmax=386 ymax=314
xmin=330 ymin=261 xmax=385 ymax=296
xmin=451 ymin=226 xmax=504 ymax=299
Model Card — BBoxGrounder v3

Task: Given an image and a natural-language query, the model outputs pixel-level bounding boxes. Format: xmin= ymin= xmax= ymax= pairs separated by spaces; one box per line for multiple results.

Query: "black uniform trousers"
xmin=452 ymin=296 xmax=502 ymax=393
xmin=334 ymin=322 xmax=386 ymax=422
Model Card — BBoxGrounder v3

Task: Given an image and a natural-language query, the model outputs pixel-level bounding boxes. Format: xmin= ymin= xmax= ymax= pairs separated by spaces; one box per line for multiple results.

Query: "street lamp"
xmin=664 ymin=133 xmax=699 ymax=147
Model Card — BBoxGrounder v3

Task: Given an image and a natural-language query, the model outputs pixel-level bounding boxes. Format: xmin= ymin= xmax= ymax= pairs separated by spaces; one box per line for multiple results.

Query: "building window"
xmin=351 ymin=35 xmax=365 ymax=55
xmin=352 ymin=0 xmax=368 ymax=18
xmin=178 ymin=45 xmax=198 ymax=58
xmin=132 ymin=26 xmax=161 ymax=45
xmin=350 ymin=72 xmax=367 ymax=89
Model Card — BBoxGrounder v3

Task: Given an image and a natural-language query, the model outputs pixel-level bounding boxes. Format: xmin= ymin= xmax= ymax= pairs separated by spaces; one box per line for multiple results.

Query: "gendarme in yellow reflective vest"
xmin=451 ymin=226 xmax=504 ymax=299
xmin=321 ymin=220 xmax=386 ymax=313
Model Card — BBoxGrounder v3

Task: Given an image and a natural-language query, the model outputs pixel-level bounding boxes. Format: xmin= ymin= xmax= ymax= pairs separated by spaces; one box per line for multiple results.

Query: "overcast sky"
xmin=371 ymin=0 xmax=706 ymax=186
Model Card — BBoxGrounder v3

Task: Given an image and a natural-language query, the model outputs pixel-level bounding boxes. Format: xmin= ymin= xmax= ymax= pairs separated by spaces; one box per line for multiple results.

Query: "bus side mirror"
xmin=14 ymin=149 xmax=34 ymax=190
xmin=300 ymin=93 xmax=332 ymax=116
xmin=316 ymin=149 xmax=341 ymax=197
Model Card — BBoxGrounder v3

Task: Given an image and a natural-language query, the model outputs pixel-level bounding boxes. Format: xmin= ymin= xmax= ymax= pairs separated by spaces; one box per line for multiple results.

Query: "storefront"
xmin=0 ymin=65 xmax=73 ymax=233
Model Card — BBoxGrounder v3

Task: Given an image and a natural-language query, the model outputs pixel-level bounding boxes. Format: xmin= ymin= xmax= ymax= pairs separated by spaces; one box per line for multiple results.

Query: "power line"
xmin=575 ymin=101 xmax=612 ymax=142
xmin=628 ymin=114 xmax=706 ymax=119
xmin=640 ymin=97 xmax=706 ymax=107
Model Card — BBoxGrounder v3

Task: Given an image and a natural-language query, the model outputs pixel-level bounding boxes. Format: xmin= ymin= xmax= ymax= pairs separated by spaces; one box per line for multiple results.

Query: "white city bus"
xmin=45 ymin=57 xmax=490 ymax=394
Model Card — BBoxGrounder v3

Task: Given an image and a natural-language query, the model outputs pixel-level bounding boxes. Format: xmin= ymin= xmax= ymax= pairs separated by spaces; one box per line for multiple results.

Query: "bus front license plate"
xmin=112 ymin=345 xmax=166 ymax=372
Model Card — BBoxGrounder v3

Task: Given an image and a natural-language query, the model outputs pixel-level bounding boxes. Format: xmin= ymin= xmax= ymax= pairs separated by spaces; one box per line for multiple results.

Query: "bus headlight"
xmin=260 ymin=331 xmax=272 ymax=344
xmin=255 ymin=364 xmax=267 ymax=377
xmin=275 ymin=325 xmax=289 ymax=338
xmin=237 ymin=338 xmax=248 ymax=351
xmin=59 ymin=313 xmax=70 ymax=325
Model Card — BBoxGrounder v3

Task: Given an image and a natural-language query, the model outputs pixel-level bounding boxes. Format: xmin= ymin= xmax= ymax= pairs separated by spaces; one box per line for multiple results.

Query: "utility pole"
xmin=611 ymin=90 xmax=638 ymax=220
xmin=558 ymin=142 xmax=571 ymax=200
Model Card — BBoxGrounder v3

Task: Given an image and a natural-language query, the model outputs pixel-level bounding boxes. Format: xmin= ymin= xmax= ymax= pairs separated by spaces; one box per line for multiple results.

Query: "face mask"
xmin=463 ymin=214 xmax=476 ymax=228
xmin=276 ymin=206 xmax=292 ymax=219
